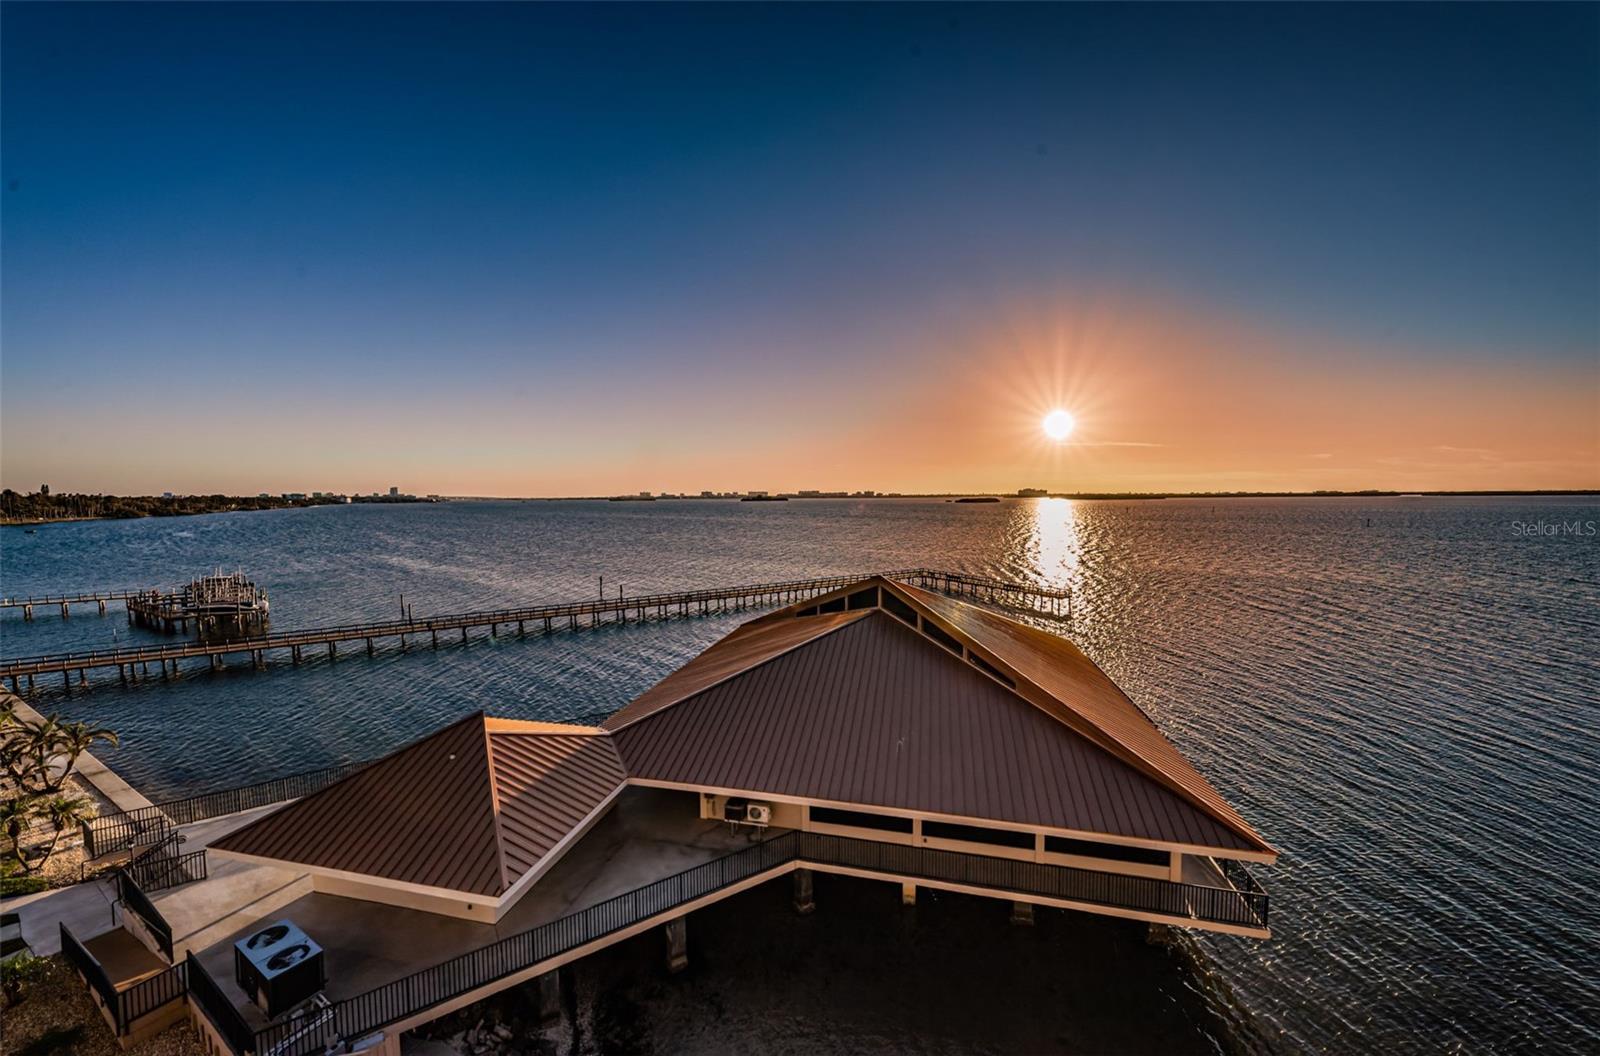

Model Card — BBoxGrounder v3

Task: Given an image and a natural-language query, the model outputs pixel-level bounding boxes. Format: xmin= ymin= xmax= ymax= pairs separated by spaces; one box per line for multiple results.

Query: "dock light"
xmin=1042 ymin=409 xmax=1076 ymax=442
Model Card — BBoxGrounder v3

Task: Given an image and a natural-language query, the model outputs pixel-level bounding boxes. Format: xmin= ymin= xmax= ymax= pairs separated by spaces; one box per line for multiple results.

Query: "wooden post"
xmin=366 ymin=638 xmax=374 ymax=656
xmin=663 ymin=917 xmax=688 ymax=973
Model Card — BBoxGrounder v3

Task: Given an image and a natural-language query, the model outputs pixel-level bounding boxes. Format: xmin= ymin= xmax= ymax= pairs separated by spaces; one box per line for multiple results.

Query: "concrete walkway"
xmin=1 ymin=875 xmax=120 ymax=955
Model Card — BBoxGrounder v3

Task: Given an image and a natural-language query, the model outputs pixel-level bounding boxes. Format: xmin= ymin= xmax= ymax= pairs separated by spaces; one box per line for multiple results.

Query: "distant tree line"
xmin=0 ymin=489 xmax=344 ymax=523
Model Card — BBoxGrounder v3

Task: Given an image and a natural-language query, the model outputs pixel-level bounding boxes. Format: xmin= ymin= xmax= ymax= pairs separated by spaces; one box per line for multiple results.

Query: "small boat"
xmin=955 ymin=496 xmax=1001 ymax=503
xmin=740 ymin=495 xmax=788 ymax=502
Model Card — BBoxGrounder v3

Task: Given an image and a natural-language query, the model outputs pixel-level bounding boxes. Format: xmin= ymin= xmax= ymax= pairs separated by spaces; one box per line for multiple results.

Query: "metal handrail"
xmin=186 ymin=951 xmax=257 ymax=1055
xmin=85 ymin=761 xmax=371 ymax=859
xmin=60 ymin=921 xmax=119 ymax=1016
xmin=118 ymin=960 xmax=187 ymax=1025
xmin=116 ymin=869 xmax=174 ymax=961
xmin=253 ymin=830 xmax=1265 ymax=1055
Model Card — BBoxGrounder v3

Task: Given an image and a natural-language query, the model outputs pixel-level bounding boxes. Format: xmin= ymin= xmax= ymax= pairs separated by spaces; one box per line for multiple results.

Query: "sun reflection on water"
xmin=1027 ymin=497 xmax=1081 ymax=591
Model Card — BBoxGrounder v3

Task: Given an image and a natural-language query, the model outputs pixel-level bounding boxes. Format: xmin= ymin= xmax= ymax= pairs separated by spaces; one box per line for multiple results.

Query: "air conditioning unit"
xmin=721 ymin=798 xmax=774 ymax=827
xmin=234 ymin=920 xmax=326 ymax=1018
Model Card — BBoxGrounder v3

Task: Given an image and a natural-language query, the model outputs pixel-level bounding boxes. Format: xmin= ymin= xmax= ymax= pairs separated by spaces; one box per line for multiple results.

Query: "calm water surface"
xmin=3 ymin=497 xmax=1597 ymax=1054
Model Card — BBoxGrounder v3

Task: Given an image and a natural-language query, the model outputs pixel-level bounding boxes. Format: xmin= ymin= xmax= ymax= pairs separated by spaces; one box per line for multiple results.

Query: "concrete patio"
xmin=159 ymin=786 xmax=766 ymax=1031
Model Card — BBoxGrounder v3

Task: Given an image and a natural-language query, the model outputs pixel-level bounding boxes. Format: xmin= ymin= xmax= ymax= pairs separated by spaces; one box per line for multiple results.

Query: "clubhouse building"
xmin=60 ymin=576 xmax=1275 ymax=1055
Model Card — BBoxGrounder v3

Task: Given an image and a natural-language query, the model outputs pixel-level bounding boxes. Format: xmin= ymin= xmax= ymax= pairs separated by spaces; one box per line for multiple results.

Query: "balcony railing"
xmin=247 ymin=830 xmax=1266 ymax=1055
xmin=82 ymin=761 xmax=371 ymax=859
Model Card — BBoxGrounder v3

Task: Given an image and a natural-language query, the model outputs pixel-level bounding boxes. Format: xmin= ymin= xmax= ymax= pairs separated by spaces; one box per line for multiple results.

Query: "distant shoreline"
xmin=499 ymin=488 xmax=1600 ymax=502
xmin=2 ymin=489 xmax=1594 ymax=526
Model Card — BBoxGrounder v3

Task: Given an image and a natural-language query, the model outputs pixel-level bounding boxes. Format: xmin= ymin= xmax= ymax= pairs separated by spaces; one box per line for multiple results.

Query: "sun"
xmin=1042 ymin=409 xmax=1076 ymax=442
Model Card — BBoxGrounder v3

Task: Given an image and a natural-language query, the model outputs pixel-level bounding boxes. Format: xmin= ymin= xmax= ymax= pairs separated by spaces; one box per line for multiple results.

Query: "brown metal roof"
xmin=213 ymin=714 xmax=625 ymax=897
xmin=487 ymin=719 xmax=627 ymax=879
xmin=613 ymin=610 xmax=1258 ymax=851
xmin=894 ymin=582 xmax=1271 ymax=853
xmin=602 ymin=609 xmax=870 ymax=731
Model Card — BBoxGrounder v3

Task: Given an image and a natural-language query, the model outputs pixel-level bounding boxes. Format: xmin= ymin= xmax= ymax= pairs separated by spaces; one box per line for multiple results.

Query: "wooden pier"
xmin=0 ymin=569 xmax=1069 ymax=692
xmin=127 ymin=572 xmax=270 ymax=634
xmin=1 ymin=590 xmax=145 ymax=621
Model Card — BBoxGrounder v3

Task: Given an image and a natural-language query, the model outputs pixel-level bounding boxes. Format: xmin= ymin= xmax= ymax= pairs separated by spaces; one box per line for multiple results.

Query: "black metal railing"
xmin=187 ymin=951 xmax=258 ymax=1056
xmin=253 ymin=831 xmax=800 ymax=1055
xmin=797 ymin=832 xmax=1269 ymax=930
xmin=118 ymin=959 xmax=188 ymax=1025
xmin=128 ymin=847 xmax=208 ymax=893
xmin=252 ymin=832 xmax=1266 ymax=1055
xmin=116 ymin=869 xmax=174 ymax=961
xmin=84 ymin=760 xmax=370 ymax=859
xmin=60 ymin=921 xmax=119 ymax=1017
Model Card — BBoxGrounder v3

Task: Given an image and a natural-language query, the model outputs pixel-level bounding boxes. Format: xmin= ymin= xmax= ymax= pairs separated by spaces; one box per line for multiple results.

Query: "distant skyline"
xmin=3 ymin=4 xmax=1596 ymax=495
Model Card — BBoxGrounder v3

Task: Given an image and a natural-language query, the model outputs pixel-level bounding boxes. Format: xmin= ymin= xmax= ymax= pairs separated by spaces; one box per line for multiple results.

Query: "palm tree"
xmin=0 ymin=796 xmax=37 ymax=872
xmin=22 ymin=715 xmax=67 ymax=795
xmin=36 ymin=795 xmax=91 ymax=866
xmin=51 ymin=722 xmax=119 ymax=789
xmin=0 ymin=711 xmax=28 ymax=789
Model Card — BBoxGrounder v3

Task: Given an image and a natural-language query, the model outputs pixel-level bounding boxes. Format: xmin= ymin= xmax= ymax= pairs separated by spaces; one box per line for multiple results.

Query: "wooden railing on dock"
xmin=0 ymin=569 xmax=1069 ymax=688
xmin=1 ymin=590 xmax=146 ymax=620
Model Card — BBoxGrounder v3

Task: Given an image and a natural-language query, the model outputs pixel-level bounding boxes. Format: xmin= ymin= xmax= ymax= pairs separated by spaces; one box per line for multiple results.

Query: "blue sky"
xmin=3 ymin=3 xmax=1596 ymax=494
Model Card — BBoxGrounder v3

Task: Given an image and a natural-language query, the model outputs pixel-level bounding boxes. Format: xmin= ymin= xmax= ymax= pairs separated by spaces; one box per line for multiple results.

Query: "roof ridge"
xmin=602 ymin=608 xmax=872 ymax=732
xmin=889 ymin=581 xmax=1272 ymax=854
xmin=482 ymin=719 xmax=513 ymax=893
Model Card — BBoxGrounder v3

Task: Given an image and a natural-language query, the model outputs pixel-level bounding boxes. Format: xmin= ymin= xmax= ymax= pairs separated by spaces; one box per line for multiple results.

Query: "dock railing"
xmin=251 ymin=830 xmax=1266 ymax=1056
xmin=2 ymin=568 xmax=1071 ymax=681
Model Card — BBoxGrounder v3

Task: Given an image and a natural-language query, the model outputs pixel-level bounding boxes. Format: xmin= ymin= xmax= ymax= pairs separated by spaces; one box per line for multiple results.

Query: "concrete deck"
xmin=167 ymin=787 xmax=762 ymax=1030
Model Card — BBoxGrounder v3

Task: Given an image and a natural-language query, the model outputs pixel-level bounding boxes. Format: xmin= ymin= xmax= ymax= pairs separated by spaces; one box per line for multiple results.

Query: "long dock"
xmin=0 ymin=569 xmax=1068 ymax=691
xmin=1 ymin=590 xmax=145 ymax=620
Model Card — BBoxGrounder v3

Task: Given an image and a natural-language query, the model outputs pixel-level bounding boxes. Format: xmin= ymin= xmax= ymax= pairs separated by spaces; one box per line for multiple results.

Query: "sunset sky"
xmin=3 ymin=4 xmax=1596 ymax=496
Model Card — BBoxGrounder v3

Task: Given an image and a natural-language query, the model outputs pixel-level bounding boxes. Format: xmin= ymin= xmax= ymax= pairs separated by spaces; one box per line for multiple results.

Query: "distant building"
xmin=163 ymin=492 xmax=174 ymax=499
xmin=747 ymin=490 xmax=767 ymax=497
xmin=39 ymin=484 xmax=49 ymax=496
xmin=798 ymin=490 xmax=821 ymax=497
xmin=639 ymin=491 xmax=652 ymax=498
xmin=389 ymin=486 xmax=400 ymax=497
xmin=1017 ymin=488 xmax=1048 ymax=497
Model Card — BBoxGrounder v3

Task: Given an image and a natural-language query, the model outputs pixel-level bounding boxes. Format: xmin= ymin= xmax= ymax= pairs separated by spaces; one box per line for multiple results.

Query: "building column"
xmin=1009 ymin=900 xmax=1034 ymax=927
xmin=793 ymin=868 xmax=815 ymax=915
xmin=536 ymin=970 xmax=561 ymax=1027
xmin=664 ymin=917 xmax=688 ymax=973
xmin=901 ymin=882 xmax=917 ymax=906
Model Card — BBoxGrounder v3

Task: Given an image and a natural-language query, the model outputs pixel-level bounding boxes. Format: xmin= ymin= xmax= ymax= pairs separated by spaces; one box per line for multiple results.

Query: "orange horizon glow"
xmin=3 ymin=294 xmax=1595 ymax=498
